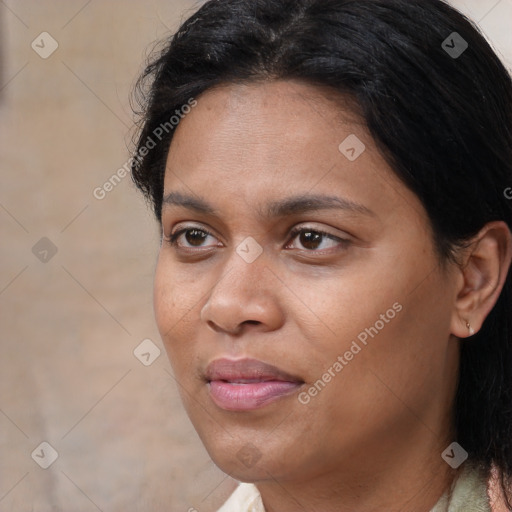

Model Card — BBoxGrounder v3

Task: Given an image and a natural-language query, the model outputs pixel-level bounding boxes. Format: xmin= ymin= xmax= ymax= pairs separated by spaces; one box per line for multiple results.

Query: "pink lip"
xmin=205 ymin=358 xmax=304 ymax=411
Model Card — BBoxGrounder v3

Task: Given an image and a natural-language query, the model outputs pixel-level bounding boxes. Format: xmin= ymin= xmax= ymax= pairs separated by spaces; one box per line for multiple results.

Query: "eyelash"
xmin=165 ymin=225 xmax=350 ymax=253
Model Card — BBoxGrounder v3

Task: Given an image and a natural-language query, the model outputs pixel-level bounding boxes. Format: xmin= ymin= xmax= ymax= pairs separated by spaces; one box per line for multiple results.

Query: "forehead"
xmin=165 ymin=80 xmax=367 ymax=183
xmin=162 ymin=80 xmax=423 ymax=228
xmin=172 ymin=79 xmax=363 ymax=143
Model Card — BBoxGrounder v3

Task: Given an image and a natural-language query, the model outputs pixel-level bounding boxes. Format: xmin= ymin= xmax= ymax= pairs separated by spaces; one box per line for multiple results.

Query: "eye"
xmin=165 ymin=225 xmax=351 ymax=253
xmin=166 ymin=226 xmax=218 ymax=249
xmin=286 ymin=226 xmax=350 ymax=252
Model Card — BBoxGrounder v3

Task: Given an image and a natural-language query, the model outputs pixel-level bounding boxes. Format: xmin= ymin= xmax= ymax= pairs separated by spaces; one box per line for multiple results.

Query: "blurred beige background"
xmin=0 ymin=1 xmax=511 ymax=511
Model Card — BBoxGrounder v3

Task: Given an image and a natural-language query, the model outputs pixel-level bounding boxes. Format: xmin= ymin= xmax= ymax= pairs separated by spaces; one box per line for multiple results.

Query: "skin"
xmin=153 ymin=79 xmax=512 ymax=512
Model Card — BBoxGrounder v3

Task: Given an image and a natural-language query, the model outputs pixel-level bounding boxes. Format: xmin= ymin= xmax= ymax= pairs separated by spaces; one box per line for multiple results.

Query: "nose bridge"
xmin=200 ymin=238 xmax=278 ymax=331
xmin=215 ymin=237 xmax=269 ymax=300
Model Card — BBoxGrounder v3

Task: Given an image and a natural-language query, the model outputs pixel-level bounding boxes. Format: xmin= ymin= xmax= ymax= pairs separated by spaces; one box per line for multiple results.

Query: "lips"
xmin=204 ymin=358 xmax=304 ymax=411
xmin=205 ymin=357 xmax=303 ymax=383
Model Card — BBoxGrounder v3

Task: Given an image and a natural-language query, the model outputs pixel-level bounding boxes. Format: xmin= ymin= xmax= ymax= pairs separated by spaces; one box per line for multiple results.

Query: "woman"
xmin=130 ymin=0 xmax=512 ymax=510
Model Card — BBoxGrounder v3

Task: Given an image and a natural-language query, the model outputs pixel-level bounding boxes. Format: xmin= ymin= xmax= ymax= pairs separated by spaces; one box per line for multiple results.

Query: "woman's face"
xmin=154 ymin=80 xmax=460 ymax=483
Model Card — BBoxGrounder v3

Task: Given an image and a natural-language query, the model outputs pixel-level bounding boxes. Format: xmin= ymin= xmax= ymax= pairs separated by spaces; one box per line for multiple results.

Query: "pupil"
xmin=301 ymin=231 xmax=321 ymax=250
xmin=186 ymin=229 xmax=207 ymax=246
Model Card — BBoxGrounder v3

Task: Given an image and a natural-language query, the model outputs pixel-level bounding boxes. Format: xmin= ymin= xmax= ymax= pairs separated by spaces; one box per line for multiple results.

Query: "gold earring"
xmin=466 ymin=321 xmax=475 ymax=336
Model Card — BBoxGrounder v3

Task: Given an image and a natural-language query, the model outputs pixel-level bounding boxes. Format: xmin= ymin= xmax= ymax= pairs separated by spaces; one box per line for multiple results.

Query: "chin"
xmin=197 ymin=432 xmax=280 ymax=481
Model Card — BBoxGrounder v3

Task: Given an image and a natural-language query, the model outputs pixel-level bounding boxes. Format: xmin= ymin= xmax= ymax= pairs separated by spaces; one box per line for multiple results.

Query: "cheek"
xmin=326 ymin=278 xmax=452 ymax=422
xmin=303 ymin=256 xmax=451 ymax=412
xmin=153 ymin=251 xmax=201 ymax=325
xmin=153 ymin=261 xmax=175 ymax=333
xmin=153 ymin=255 xmax=195 ymax=358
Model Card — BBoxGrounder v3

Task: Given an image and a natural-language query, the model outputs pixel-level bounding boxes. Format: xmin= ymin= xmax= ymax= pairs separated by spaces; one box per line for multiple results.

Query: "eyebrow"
xmin=161 ymin=191 xmax=376 ymax=219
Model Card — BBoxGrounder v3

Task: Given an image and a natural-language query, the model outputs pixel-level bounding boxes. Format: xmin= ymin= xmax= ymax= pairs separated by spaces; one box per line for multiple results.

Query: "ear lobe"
xmin=450 ymin=221 xmax=512 ymax=339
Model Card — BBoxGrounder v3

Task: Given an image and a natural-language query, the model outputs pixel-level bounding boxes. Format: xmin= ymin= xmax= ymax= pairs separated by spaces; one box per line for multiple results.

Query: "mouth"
xmin=204 ymin=357 xmax=305 ymax=411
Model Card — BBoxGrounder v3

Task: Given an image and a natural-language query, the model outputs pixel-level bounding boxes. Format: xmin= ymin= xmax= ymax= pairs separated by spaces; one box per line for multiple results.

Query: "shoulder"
xmin=431 ymin=461 xmax=492 ymax=512
xmin=216 ymin=482 xmax=265 ymax=512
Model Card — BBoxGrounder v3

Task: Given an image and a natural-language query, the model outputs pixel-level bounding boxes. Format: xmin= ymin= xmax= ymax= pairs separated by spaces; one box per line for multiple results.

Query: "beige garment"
xmin=216 ymin=462 xmax=491 ymax=512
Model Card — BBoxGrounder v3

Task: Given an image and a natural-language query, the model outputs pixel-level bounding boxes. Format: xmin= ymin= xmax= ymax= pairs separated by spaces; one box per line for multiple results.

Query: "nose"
xmin=199 ymin=248 xmax=284 ymax=335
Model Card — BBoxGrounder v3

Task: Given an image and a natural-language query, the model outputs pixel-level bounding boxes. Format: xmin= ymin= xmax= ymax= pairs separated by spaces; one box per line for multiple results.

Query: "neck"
xmin=256 ymin=430 xmax=460 ymax=512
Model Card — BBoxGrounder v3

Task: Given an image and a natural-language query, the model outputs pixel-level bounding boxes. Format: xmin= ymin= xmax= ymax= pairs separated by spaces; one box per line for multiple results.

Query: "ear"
xmin=451 ymin=221 xmax=512 ymax=338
